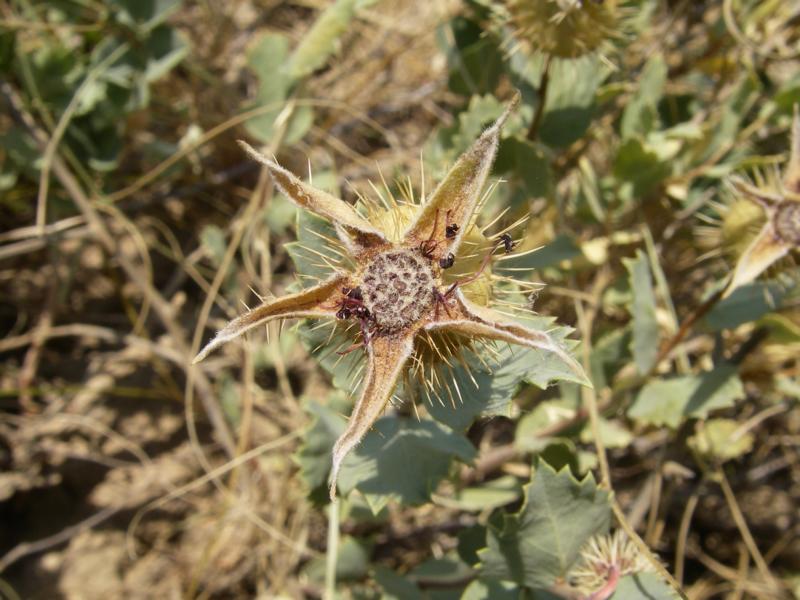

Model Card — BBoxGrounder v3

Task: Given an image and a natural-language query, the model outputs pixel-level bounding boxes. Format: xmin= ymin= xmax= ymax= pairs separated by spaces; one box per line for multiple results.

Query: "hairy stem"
xmin=325 ymin=500 xmax=340 ymax=600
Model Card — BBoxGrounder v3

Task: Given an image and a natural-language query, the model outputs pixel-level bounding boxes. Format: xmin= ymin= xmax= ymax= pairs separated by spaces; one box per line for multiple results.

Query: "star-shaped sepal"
xmin=725 ymin=109 xmax=800 ymax=296
xmin=193 ymin=273 xmax=351 ymax=364
xmin=425 ymin=289 xmax=589 ymax=386
xmin=194 ymin=92 xmax=589 ymax=503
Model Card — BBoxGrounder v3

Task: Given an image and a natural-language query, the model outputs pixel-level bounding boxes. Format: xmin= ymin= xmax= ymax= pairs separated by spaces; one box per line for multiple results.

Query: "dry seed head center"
xmin=360 ymin=250 xmax=436 ymax=332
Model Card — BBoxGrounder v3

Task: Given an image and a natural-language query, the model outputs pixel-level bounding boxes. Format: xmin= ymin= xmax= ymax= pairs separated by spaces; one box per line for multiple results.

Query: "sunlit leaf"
xmin=623 ymin=250 xmax=659 ymax=374
xmin=579 ymin=417 xmax=634 ymax=449
xmin=111 ymin=0 xmax=182 ymax=34
xmin=440 ymin=475 xmax=522 ymax=512
xmin=244 ymin=32 xmax=313 ymax=145
xmin=144 ymin=26 xmax=189 ymax=82
xmin=628 ymin=364 xmax=746 ymax=428
xmin=687 ymin=418 xmax=754 ymax=462
xmin=460 ymin=579 xmax=519 ymax=600
xmin=288 ymin=0 xmax=374 ymax=80
xmin=303 ymin=535 xmax=371 ymax=582
xmin=539 ymin=55 xmax=606 ymax=148
xmin=494 ymin=234 xmax=581 ymax=274
xmin=614 ymin=137 xmax=671 ymax=198
xmin=620 ymin=53 xmax=667 ymax=139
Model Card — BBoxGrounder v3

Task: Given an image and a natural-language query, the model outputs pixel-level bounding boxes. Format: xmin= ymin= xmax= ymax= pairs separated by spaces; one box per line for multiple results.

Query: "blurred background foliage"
xmin=1 ymin=0 xmax=800 ymax=598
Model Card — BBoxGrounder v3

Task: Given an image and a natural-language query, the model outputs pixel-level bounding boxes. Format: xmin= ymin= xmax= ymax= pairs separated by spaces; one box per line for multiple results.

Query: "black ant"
xmin=439 ymin=253 xmax=455 ymax=269
xmin=419 ymin=210 xmax=460 ymax=258
xmin=335 ymin=287 xmax=367 ymax=319
xmin=499 ymin=233 xmax=515 ymax=254
xmin=432 ymin=233 xmax=517 ymax=318
xmin=334 ymin=287 xmax=375 ymax=353
xmin=418 ymin=210 xmax=442 ymax=259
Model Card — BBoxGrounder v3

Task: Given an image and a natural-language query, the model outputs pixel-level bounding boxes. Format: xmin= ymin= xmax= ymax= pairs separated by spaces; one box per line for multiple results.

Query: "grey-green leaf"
xmin=460 ymin=579 xmax=519 ymax=600
xmin=623 ymin=250 xmax=659 ymax=374
xmin=539 ymin=55 xmax=606 ymax=148
xmin=245 ymin=32 xmax=313 ymax=145
xmin=337 ymin=416 xmax=476 ymax=505
xmin=620 ymin=53 xmax=667 ymax=139
xmin=427 ymin=320 xmax=585 ymax=431
xmin=288 ymin=0 xmax=369 ymax=80
xmin=478 ymin=462 xmax=611 ymax=588
xmin=294 ymin=399 xmax=346 ymax=494
xmin=704 ymin=280 xmax=790 ymax=331
xmin=374 ymin=566 xmax=424 ymax=599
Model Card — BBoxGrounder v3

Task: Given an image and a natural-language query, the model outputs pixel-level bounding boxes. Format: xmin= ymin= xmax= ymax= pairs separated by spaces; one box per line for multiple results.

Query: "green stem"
xmin=647 ymin=286 xmax=725 ymax=378
xmin=325 ymin=499 xmax=340 ymax=600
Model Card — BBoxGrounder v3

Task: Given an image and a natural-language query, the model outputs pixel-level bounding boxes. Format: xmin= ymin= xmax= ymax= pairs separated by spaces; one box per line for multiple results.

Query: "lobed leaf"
xmin=336 ymin=416 xmax=476 ymax=505
xmin=478 ymin=462 xmax=611 ymax=588
xmin=426 ymin=319 xmax=583 ymax=432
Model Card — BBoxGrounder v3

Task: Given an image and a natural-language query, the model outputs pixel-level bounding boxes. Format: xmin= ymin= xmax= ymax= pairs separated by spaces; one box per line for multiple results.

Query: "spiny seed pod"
xmin=502 ymin=0 xmax=623 ymax=59
xmin=569 ymin=530 xmax=656 ymax=597
xmin=193 ymin=94 xmax=589 ymax=501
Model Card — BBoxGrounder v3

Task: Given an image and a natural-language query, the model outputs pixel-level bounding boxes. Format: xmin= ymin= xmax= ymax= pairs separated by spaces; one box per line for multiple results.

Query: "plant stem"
xmin=716 ymin=467 xmax=781 ymax=592
xmin=574 ymin=295 xmax=610 ymax=487
xmin=527 ymin=54 xmax=552 ymax=142
xmin=648 ymin=286 xmax=725 ymax=377
xmin=325 ymin=499 xmax=340 ymax=600
xmin=612 ymin=502 xmax=689 ymax=600
xmin=674 ymin=488 xmax=700 ymax=585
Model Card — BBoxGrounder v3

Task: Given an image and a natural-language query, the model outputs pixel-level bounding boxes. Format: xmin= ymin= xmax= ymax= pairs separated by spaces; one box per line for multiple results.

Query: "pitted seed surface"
xmin=361 ymin=250 xmax=435 ymax=332
xmin=775 ymin=202 xmax=800 ymax=245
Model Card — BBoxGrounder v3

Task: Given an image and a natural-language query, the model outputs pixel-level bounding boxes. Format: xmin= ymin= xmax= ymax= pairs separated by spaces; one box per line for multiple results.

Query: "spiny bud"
xmin=569 ymin=530 xmax=656 ymax=597
xmin=503 ymin=0 xmax=622 ymax=59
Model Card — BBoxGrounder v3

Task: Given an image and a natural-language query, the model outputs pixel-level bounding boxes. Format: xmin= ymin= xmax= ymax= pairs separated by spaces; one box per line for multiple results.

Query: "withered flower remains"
xmin=194 ymin=94 xmax=586 ymax=499
xmin=726 ymin=109 xmax=800 ymax=295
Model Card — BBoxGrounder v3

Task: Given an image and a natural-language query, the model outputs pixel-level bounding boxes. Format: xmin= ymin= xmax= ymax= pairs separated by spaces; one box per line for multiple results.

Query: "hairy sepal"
xmin=426 ymin=290 xmax=590 ymax=386
xmin=401 ymin=93 xmax=520 ymax=257
xmin=238 ymin=140 xmax=389 ymax=251
xmin=329 ymin=333 xmax=415 ymax=500
xmin=725 ymin=224 xmax=791 ymax=298
xmin=193 ymin=274 xmax=346 ymax=364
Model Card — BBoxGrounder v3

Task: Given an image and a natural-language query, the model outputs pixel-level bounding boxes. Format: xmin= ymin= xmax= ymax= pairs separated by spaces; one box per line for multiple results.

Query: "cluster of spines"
xmin=296 ymin=165 xmax=552 ymax=411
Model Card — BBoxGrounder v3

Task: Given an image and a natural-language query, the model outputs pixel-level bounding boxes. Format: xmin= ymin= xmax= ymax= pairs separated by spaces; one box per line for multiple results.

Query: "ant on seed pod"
xmin=333 ymin=287 xmax=377 ymax=354
xmin=431 ymin=231 xmax=516 ymax=318
xmin=419 ymin=210 xmax=459 ymax=259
